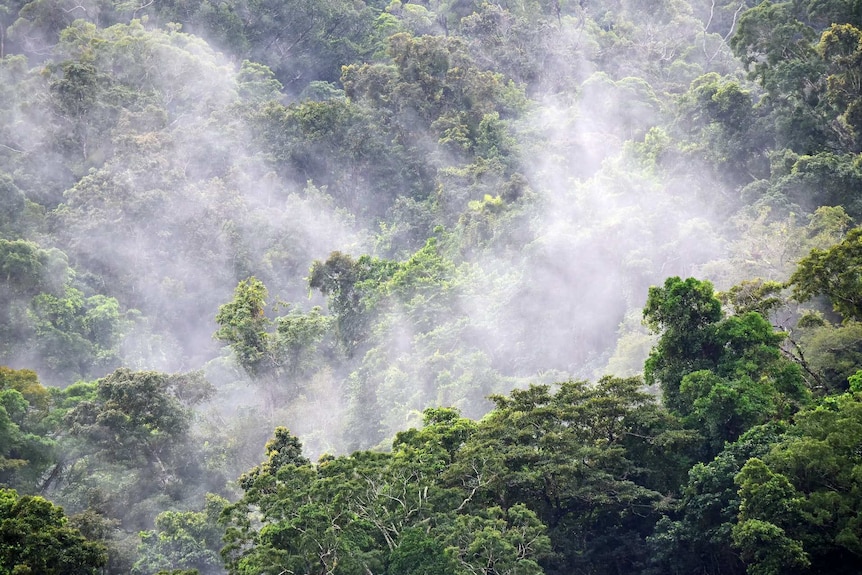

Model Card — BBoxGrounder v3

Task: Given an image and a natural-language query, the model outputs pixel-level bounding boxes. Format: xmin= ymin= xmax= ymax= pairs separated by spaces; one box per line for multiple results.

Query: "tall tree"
xmin=0 ymin=487 xmax=107 ymax=575
xmin=790 ymin=227 xmax=862 ymax=321
xmin=644 ymin=277 xmax=808 ymax=454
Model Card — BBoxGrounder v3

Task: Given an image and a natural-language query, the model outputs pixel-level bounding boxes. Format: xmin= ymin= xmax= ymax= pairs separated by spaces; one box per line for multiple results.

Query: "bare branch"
xmin=0 ymin=143 xmax=26 ymax=154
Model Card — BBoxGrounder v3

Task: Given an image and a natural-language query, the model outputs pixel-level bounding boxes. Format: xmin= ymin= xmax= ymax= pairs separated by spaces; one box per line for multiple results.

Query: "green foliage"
xmin=273 ymin=306 xmax=333 ymax=379
xmin=309 ymin=239 xmax=513 ymax=450
xmin=223 ymin=412 xmax=554 ymax=575
xmin=732 ymin=392 xmax=862 ymax=573
xmin=58 ymin=368 xmax=216 ymax=531
xmin=731 ymin=518 xmax=810 ymax=575
xmin=643 ymin=276 xmax=725 ymax=412
xmin=250 ymin=97 xmax=419 ymax=221
xmin=675 ymin=73 xmax=768 ymax=190
xmin=0 ymin=367 xmax=48 ymax=411
xmin=679 ymin=370 xmax=777 ymax=454
xmin=215 ymin=278 xmax=271 ymax=379
xmin=0 ymin=487 xmax=107 ymax=575
xmin=0 ymin=173 xmax=27 ymax=239
xmin=713 ymin=205 xmax=852 ymax=286
xmin=5 ymin=2 xmax=862 ymax=574
xmin=342 ymin=31 xmax=526 ymax=169
xmin=646 ymin=422 xmax=788 ymax=575
xmin=819 ymin=23 xmax=862 ymax=152
xmin=221 ymin=428 xmax=382 ymax=575
xmin=235 ymin=60 xmax=282 ymax=104
xmin=719 ymin=279 xmax=785 ymax=317
xmin=448 ymin=377 xmax=689 ymax=573
xmin=791 ymin=227 xmax=862 ymax=320
xmin=728 ymin=0 xmax=862 ymax=156
xmin=0 ymin=367 xmax=54 ymax=490
xmin=28 ymin=287 xmax=132 ymax=384
xmin=66 ymin=369 xmax=194 ymax=457
xmin=216 ymin=277 xmax=335 ymax=410
xmin=308 ymin=252 xmax=399 ymax=355
xmin=645 ymin=277 xmax=808 ymax=453
xmin=751 ymin=152 xmax=862 ymax=218
xmin=797 ymin=321 xmax=862 ymax=392
xmin=159 ymin=0 xmax=380 ymax=92
xmin=386 ymin=526 xmax=458 ymax=575
xmin=134 ymin=494 xmax=227 ymax=575
xmin=444 ymin=504 xmax=551 ymax=575
xmin=0 ymin=240 xmax=67 ymax=301
xmin=731 ymin=1 xmax=819 ymax=89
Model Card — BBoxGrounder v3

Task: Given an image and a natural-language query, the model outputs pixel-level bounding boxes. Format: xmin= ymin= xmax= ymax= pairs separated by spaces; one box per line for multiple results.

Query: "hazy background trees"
xmin=2 ymin=0 xmax=862 ymax=572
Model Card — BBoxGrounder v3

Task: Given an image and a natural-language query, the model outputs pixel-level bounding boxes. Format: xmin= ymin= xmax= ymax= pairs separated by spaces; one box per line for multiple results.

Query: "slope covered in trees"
xmin=1 ymin=0 xmax=862 ymax=572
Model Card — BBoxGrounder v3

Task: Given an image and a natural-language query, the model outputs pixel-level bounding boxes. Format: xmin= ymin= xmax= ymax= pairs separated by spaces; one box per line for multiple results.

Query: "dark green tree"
xmin=308 ymin=252 xmax=398 ymax=356
xmin=59 ymin=369 xmax=214 ymax=530
xmin=732 ymin=391 xmax=862 ymax=573
xmin=819 ymin=23 xmax=862 ymax=152
xmin=0 ymin=367 xmax=54 ymax=490
xmin=645 ymin=422 xmax=788 ymax=575
xmin=790 ymin=226 xmax=862 ymax=321
xmin=134 ymin=494 xmax=228 ymax=575
xmin=446 ymin=377 xmax=690 ymax=574
xmin=0 ymin=487 xmax=107 ymax=575
xmin=645 ymin=277 xmax=808 ymax=454
xmin=643 ymin=276 xmax=724 ymax=413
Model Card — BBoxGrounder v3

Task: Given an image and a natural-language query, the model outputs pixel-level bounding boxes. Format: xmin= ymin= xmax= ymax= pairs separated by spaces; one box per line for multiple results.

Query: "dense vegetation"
xmin=2 ymin=0 xmax=862 ymax=573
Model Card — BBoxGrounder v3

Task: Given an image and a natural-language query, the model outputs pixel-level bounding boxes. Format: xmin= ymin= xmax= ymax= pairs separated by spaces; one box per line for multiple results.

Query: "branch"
xmin=702 ymin=1 xmax=746 ymax=64
xmin=704 ymin=0 xmax=716 ymax=35
xmin=0 ymin=143 xmax=26 ymax=154
xmin=456 ymin=461 xmax=489 ymax=512
xmin=725 ymin=2 xmax=745 ymax=42
xmin=780 ymin=333 xmax=826 ymax=391
xmin=132 ymin=0 xmax=155 ymax=17
xmin=39 ymin=460 xmax=65 ymax=494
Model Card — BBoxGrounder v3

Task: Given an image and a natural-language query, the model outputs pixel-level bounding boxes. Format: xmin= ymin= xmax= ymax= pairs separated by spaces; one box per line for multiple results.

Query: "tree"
xmin=215 ymin=277 xmax=272 ymax=379
xmin=221 ymin=427 xmax=384 ymax=575
xmin=134 ymin=494 xmax=228 ymax=575
xmin=386 ymin=526 xmax=459 ymax=575
xmin=308 ymin=252 xmax=398 ymax=355
xmin=59 ymin=368 xmax=214 ymax=531
xmin=223 ymin=410 xmax=555 ymax=575
xmin=644 ymin=277 xmax=808 ymax=453
xmin=731 ymin=391 xmax=862 ymax=573
xmin=750 ymin=151 xmax=862 ymax=219
xmin=674 ymin=73 xmax=768 ymax=189
xmin=445 ymin=377 xmax=688 ymax=574
xmin=27 ymin=287 xmax=132 ymax=385
xmin=216 ymin=277 xmax=334 ymax=409
xmin=729 ymin=0 xmax=832 ymax=153
xmin=0 ymin=367 xmax=54 ymax=490
xmin=0 ymin=173 xmax=27 ymax=239
xmin=732 ymin=458 xmax=810 ymax=575
xmin=443 ymin=504 xmax=550 ymax=575
xmin=643 ymin=276 xmax=724 ymax=413
xmin=0 ymin=240 xmax=67 ymax=301
xmin=818 ymin=23 xmax=862 ymax=152
xmin=790 ymin=227 xmax=862 ymax=321
xmin=158 ymin=0 xmax=379 ymax=93
xmin=645 ymin=422 xmax=788 ymax=575
xmin=0 ymin=366 xmax=56 ymax=492
xmin=0 ymin=487 xmax=107 ymax=575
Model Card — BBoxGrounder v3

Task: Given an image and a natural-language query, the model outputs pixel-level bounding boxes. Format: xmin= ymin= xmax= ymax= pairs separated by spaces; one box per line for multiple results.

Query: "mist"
xmin=0 ymin=0 xmax=764 ymax=450
xmin=4 ymin=0 xmax=858 ymax=571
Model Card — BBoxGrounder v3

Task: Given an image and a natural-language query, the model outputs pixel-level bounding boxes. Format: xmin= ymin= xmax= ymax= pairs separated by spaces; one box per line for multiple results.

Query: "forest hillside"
xmin=1 ymin=0 xmax=862 ymax=573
